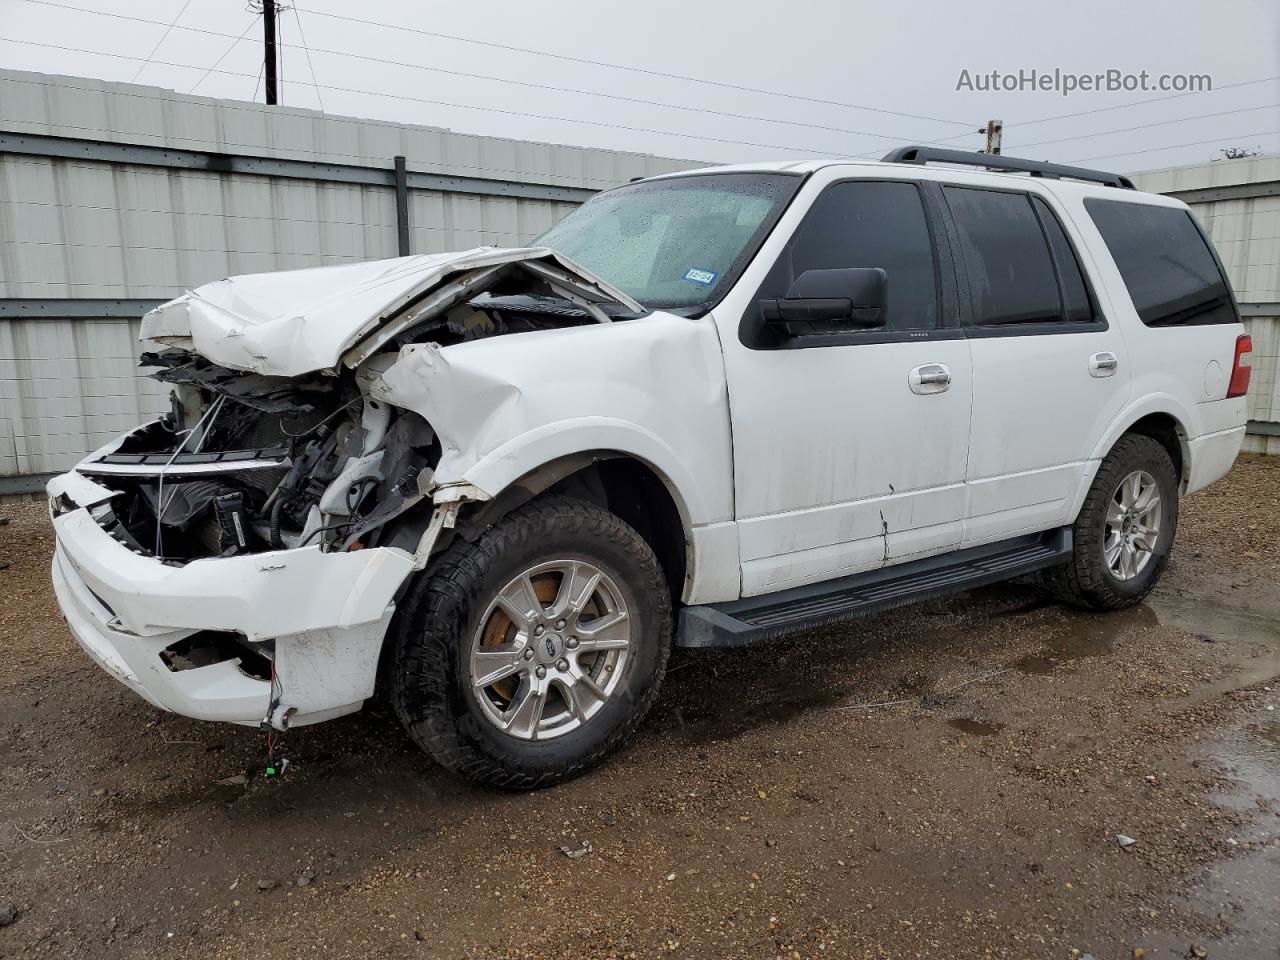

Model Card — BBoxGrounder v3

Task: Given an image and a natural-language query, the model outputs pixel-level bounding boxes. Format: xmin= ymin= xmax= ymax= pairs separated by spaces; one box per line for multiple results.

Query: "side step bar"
xmin=676 ymin=528 xmax=1072 ymax=648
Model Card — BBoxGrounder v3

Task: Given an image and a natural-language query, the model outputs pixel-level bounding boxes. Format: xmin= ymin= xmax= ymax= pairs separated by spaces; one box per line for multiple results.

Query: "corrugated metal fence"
xmin=0 ymin=68 xmax=696 ymax=493
xmin=4 ymin=68 xmax=1279 ymax=495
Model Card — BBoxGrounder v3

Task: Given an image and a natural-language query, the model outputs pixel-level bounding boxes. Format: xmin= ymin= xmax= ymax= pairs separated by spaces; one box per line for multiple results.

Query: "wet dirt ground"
xmin=1 ymin=457 xmax=1277 ymax=960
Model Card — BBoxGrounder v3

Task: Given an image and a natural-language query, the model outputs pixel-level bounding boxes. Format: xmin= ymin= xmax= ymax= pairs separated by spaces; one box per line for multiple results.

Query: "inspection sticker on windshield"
xmin=683 ymin=268 xmax=717 ymax=286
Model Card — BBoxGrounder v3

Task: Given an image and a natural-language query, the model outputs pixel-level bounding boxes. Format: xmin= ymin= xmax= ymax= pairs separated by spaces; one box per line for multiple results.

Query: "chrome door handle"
xmin=1090 ymin=352 xmax=1119 ymax=377
xmin=909 ymin=363 xmax=951 ymax=394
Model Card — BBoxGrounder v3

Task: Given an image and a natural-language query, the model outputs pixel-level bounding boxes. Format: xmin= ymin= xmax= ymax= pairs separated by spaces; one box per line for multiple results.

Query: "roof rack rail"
xmin=881 ymin=146 xmax=1135 ymax=190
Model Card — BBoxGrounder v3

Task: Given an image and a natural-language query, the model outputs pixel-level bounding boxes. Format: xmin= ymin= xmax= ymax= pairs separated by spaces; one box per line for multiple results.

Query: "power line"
xmin=17 ymin=0 xmax=1280 ymax=153
xmin=849 ymin=74 xmax=1280 ymax=158
xmin=252 ymin=53 xmax=265 ymax=103
xmin=1065 ymin=131 xmax=1279 ymax=164
xmin=1011 ymin=103 xmax=1280 ymax=151
xmin=1010 ymin=76 xmax=1280 ymax=130
xmin=127 ymin=0 xmax=192 ymax=83
xmin=190 ymin=14 xmax=261 ymax=94
xmin=10 ymin=34 xmax=1271 ymax=171
xmin=10 ymin=0 xmax=960 ymax=148
xmin=289 ymin=4 xmax=983 ymax=129
xmin=7 ymin=30 xmax=1271 ymax=170
xmin=291 ymin=5 xmax=324 ymax=112
xmin=929 ymin=74 xmax=1280 ymax=148
xmin=276 ymin=42 xmax=952 ymax=147
xmin=0 ymin=37 xmax=874 ymax=157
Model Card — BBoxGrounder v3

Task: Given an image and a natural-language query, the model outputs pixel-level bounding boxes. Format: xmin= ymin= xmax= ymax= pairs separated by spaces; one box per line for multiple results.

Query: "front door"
xmin=715 ymin=176 xmax=973 ymax=597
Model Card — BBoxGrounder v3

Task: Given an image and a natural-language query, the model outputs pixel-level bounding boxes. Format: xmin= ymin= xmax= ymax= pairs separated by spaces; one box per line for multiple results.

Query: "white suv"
xmin=47 ymin=147 xmax=1251 ymax=788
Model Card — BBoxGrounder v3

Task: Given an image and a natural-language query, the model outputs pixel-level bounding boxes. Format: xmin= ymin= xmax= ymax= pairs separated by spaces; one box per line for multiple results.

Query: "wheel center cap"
xmin=538 ymin=632 xmax=564 ymax=663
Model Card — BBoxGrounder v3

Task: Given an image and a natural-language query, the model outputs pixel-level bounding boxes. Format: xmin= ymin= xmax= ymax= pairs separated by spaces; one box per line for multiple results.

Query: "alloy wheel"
xmin=469 ymin=560 xmax=631 ymax=740
xmin=1104 ymin=469 xmax=1162 ymax=581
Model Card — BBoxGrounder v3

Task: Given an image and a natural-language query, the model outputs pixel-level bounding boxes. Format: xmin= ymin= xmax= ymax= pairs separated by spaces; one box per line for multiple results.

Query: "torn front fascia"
xmin=104 ymin=266 xmax=637 ymax=561
xmin=100 ymin=351 xmax=442 ymax=559
xmin=74 ymin=353 xmax=359 ymax=560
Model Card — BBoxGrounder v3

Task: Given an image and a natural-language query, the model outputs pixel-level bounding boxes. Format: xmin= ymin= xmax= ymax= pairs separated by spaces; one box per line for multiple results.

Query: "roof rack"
xmin=881 ymin=146 xmax=1135 ymax=190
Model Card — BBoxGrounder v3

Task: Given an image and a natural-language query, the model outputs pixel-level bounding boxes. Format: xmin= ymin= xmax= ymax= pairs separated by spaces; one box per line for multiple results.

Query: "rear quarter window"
xmin=1084 ymin=199 xmax=1239 ymax=327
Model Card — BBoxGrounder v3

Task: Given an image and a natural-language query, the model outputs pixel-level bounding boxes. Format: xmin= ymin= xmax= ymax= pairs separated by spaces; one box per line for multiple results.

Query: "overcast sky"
xmin=2 ymin=0 xmax=1277 ymax=172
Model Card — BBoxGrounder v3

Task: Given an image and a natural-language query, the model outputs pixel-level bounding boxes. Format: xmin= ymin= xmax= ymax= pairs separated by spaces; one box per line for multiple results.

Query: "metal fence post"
xmin=394 ymin=155 xmax=410 ymax=256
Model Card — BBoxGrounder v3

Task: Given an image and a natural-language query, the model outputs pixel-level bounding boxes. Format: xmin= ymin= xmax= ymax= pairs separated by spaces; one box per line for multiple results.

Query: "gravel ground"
xmin=1 ymin=457 xmax=1277 ymax=960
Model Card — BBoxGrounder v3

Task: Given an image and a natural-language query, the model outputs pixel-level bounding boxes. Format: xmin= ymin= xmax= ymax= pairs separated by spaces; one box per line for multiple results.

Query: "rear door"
xmin=940 ymin=185 xmax=1131 ymax=545
xmin=715 ymin=175 xmax=973 ymax=596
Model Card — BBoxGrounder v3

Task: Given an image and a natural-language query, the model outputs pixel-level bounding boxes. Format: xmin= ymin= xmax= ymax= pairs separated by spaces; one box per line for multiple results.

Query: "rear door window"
xmin=1084 ymin=198 xmax=1238 ymax=326
xmin=1032 ymin=196 xmax=1094 ymax=324
xmin=944 ymin=186 xmax=1072 ymax=327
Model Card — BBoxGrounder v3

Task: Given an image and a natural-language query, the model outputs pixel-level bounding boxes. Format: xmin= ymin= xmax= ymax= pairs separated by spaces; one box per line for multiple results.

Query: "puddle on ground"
xmin=1010 ymin=592 xmax=1280 ymax=681
xmin=1206 ymin=718 xmax=1280 ymax=838
xmin=1143 ymin=713 xmax=1280 ymax=955
xmin=1014 ymin=604 xmax=1158 ymax=674
xmin=1148 ymin=592 xmax=1280 ymax=689
xmin=947 ymin=717 xmax=1004 ymax=737
xmin=668 ymin=588 xmax=1280 ymax=746
xmin=1133 ymin=593 xmax=1280 ymax=955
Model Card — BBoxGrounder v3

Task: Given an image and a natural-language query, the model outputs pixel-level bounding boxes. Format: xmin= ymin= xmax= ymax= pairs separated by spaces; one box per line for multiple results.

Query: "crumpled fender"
xmin=370 ymin=312 xmax=735 ymax=528
xmin=372 ymin=342 xmax=523 ymax=462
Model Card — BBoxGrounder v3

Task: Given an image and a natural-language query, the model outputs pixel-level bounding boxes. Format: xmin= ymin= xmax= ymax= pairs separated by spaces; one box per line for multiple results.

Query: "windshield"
xmin=535 ymin=172 xmax=802 ymax=310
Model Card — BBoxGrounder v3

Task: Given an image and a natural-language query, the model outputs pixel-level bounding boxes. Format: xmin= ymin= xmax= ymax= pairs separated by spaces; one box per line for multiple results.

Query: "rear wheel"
xmin=1043 ymin=434 xmax=1179 ymax=610
xmin=390 ymin=496 xmax=671 ymax=789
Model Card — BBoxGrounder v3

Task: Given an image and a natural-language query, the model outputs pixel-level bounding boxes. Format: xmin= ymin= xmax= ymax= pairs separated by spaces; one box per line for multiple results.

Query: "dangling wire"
xmin=263 ymin=650 xmax=287 ymax=778
xmin=154 ymin=394 xmax=225 ymax=557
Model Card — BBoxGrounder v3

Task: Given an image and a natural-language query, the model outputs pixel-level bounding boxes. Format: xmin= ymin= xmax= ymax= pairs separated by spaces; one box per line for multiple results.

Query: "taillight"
xmin=1227 ymin=334 xmax=1252 ymax=398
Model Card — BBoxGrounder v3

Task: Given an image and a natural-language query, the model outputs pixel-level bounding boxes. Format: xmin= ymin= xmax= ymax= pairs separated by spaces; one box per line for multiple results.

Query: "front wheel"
xmin=1043 ymin=434 xmax=1179 ymax=610
xmin=390 ymin=496 xmax=672 ymax=790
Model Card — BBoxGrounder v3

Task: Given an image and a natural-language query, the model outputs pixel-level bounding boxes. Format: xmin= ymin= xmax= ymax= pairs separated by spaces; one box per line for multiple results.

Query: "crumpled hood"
xmin=140 ymin=247 xmax=641 ymax=377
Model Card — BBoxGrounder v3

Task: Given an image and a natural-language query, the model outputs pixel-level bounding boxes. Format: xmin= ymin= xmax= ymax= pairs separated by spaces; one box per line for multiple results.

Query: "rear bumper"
xmin=47 ymin=471 xmax=416 ymax=728
xmin=1186 ymin=424 xmax=1246 ymax=495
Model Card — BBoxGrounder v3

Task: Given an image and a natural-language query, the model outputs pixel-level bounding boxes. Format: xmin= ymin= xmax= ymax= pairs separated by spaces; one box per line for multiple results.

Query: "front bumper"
xmin=47 ymin=472 xmax=417 ymax=728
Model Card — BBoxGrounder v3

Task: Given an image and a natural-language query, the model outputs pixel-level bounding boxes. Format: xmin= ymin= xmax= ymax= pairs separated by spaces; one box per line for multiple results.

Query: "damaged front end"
xmin=73 ymin=247 xmax=643 ymax=566
xmin=47 ymin=247 xmax=650 ymax=730
xmin=79 ymin=352 xmax=438 ymax=563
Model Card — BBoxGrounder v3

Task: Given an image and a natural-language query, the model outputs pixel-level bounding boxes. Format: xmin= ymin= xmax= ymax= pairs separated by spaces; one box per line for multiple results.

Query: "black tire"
xmin=1043 ymin=434 xmax=1179 ymax=610
xmin=390 ymin=495 xmax=672 ymax=790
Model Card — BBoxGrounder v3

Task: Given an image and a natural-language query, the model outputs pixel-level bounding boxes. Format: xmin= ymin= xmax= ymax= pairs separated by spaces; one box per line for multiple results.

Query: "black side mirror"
xmin=759 ymin=267 xmax=887 ymax=330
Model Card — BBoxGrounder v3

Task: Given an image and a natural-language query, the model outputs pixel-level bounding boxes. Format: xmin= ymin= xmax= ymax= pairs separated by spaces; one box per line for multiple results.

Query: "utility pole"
xmin=979 ymin=119 xmax=1003 ymax=155
xmin=263 ymin=0 xmax=278 ymax=105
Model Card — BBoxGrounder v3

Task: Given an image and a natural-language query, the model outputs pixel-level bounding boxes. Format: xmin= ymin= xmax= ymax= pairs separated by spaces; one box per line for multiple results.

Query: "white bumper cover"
xmin=1185 ymin=423 xmax=1247 ymax=495
xmin=47 ymin=472 xmax=417 ymax=728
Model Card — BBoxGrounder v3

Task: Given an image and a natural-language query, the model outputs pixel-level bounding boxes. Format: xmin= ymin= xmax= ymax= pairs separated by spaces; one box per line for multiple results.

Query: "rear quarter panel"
xmin=1054 ymin=186 xmax=1248 ymax=492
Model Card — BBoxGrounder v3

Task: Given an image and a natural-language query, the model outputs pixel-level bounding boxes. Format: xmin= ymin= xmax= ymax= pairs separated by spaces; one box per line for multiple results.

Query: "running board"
xmin=676 ymin=528 xmax=1072 ymax=648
